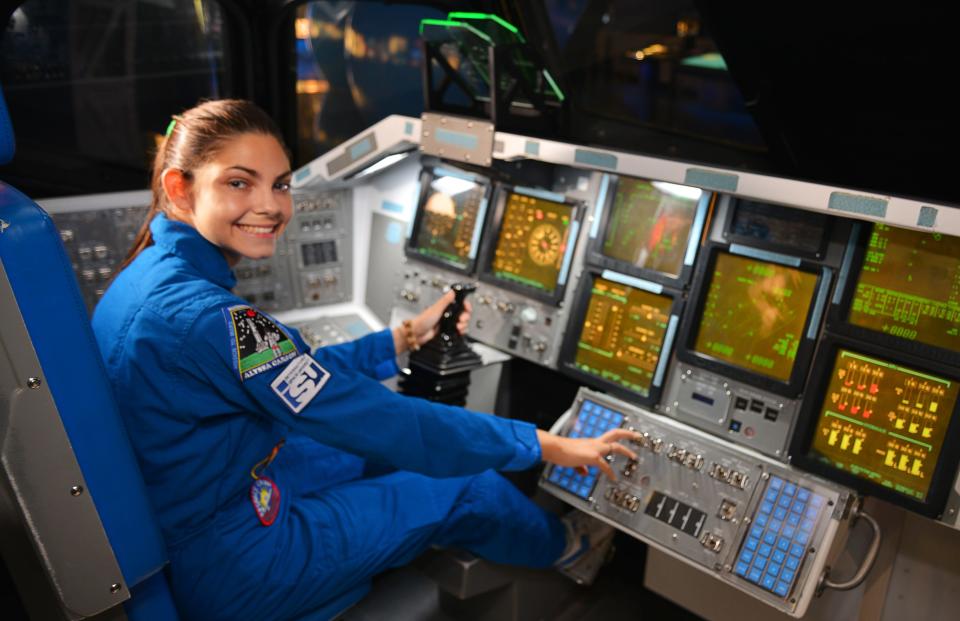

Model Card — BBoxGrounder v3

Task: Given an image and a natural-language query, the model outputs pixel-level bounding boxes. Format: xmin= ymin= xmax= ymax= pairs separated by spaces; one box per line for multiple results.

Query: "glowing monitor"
xmin=848 ymin=224 xmax=960 ymax=354
xmin=694 ymin=252 xmax=819 ymax=382
xmin=808 ymin=349 xmax=959 ymax=502
xmin=408 ymin=169 xmax=489 ymax=272
xmin=601 ymin=177 xmax=702 ymax=277
xmin=572 ymin=276 xmax=674 ymax=398
xmin=489 ymin=191 xmax=577 ymax=297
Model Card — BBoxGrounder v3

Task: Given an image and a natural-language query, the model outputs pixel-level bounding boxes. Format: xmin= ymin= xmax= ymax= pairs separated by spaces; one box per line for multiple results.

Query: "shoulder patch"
xmin=223 ymin=305 xmax=299 ymax=380
xmin=271 ymin=354 xmax=330 ymax=414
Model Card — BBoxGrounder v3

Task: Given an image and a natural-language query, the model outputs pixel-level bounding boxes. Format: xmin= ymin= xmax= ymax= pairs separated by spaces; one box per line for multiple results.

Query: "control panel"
xmin=542 ymin=388 xmax=855 ymax=617
xmin=51 ymin=204 xmax=149 ymax=312
xmin=289 ymin=312 xmax=376 ymax=350
xmin=661 ymin=362 xmax=800 ymax=459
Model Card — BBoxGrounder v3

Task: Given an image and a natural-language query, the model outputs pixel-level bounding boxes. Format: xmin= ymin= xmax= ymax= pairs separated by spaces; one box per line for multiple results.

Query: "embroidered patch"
xmin=223 ymin=305 xmax=299 ymax=381
xmin=271 ymin=354 xmax=330 ymax=414
xmin=250 ymin=477 xmax=280 ymax=526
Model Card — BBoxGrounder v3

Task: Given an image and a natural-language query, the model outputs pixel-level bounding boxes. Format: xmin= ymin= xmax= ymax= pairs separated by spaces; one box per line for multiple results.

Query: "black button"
xmin=750 ymin=399 xmax=764 ymax=414
xmin=765 ymin=407 xmax=779 ymax=421
xmin=735 ymin=397 xmax=749 ymax=410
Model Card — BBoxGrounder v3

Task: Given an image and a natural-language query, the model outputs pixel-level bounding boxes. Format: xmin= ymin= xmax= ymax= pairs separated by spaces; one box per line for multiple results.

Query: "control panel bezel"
xmin=676 ymin=242 xmax=832 ymax=398
xmin=404 ymin=165 xmax=493 ymax=276
xmin=791 ymin=333 xmax=960 ymax=518
xmin=557 ymin=269 xmax=683 ymax=407
xmin=477 ymin=184 xmax=585 ymax=306
xmin=720 ymin=197 xmax=832 ymax=260
xmin=826 ymin=222 xmax=960 ymax=367
xmin=583 ymin=173 xmax=712 ymax=290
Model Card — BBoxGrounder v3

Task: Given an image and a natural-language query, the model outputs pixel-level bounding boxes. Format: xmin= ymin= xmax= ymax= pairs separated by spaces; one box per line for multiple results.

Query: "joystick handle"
xmin=440 ymin=282 xmax=477 ymax=337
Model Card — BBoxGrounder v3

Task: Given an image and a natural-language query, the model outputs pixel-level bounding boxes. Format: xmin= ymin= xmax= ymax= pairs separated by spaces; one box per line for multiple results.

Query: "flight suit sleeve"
xmin=178 ymin=304 xmax=541 ymax=478
xmin=298 ymin=329 xmax=399 ymax=380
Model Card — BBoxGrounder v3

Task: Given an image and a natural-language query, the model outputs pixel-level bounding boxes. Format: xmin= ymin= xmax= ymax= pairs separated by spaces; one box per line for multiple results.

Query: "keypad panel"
xmin=546 ymin=400 xmax=624 ymax=498
xmin=733 ymin=476 xmax=827 ymax=598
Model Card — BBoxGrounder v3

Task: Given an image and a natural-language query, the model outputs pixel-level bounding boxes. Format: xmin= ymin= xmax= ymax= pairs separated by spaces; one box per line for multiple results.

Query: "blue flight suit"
xmin=91 ymin=214 xmax=565 ymax=621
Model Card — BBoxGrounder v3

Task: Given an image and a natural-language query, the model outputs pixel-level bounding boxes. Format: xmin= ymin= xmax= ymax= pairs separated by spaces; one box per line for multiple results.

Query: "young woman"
xmin=92 ymin=99 xmax=638 ymax=620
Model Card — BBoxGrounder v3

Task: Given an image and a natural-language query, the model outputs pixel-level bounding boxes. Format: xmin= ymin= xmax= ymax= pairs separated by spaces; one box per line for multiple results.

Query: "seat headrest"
xmin=0 ymin=87 xmax=15 ymax=165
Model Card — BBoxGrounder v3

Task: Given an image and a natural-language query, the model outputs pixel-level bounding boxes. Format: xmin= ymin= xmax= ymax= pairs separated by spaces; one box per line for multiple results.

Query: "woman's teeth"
xmin=237 ymin=224 xmax=274 ymax=234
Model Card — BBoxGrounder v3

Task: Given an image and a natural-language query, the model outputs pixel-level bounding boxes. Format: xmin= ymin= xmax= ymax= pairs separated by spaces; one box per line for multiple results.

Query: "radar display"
xmin=490 ymin=192 xmax=574 ymax=294
xmin=601 ymin=177 xmax=701 ymax=277
xmin=810 ymin=349 xmax=959 ymax=501
xmin=848 ymin=224 xmax=960 ymax=353
xmin=694 ymin=252 xmax=819 ymax=382
xmin=573 ymin=276 xmax=673 ymax=396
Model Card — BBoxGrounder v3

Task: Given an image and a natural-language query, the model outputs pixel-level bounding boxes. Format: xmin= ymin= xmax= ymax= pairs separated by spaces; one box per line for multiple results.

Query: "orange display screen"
xmin=693 ymin=252 xmax=819 ymax=382
xmin=573 ymin=277 xmax=673 ymax=396
xmin=491 ymin=192 xmax=574 ymax=293
xmin=848 ymin=224 xmax=960 ymax=353
xmin=411 ymin=173 xmax=487 ymax=269
xmin=809 ymin=349 xmax=959 ymax=501
xmin=601 ymin=177 xmax=701 ymax=277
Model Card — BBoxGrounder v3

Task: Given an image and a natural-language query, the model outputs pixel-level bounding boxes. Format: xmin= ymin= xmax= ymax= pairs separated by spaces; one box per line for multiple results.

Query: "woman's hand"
xmin=537 ymin=428 xmax=640 ymax=481
xmin=393 ymin=290 xmax=473 ymax=354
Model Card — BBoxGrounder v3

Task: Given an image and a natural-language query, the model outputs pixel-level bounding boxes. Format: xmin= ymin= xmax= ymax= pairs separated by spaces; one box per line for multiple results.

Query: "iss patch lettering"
xmin=271 ymin=354 xmax=330 ymax=414
xmin=224 ymin=305 xmax=299 ymax=380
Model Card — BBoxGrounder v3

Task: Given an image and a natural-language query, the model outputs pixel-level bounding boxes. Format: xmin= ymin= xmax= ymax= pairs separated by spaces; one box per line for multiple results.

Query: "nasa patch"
xmin=250 ymin=477 xmax=280 ymax=526
xmin=223 ymin=305 xmax=299 ymax=381
xmin=271 ymin=354 xmax=330 ymax=414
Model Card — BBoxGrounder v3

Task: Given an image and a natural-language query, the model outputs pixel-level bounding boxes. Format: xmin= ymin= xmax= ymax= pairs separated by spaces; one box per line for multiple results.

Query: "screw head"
xmin=110 ymin=583 xmax=122 ymax=594
xmin=70 ymin=485 xmax=84 ymax=496
xmin=27 ymin=377 xmax=42 ymax=389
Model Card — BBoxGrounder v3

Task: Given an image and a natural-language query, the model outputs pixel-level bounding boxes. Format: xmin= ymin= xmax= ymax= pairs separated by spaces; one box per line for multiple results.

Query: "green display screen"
xmin=573 ymin=276 xmax=673 ymax=396
xmin=848 ymin=224 xmax=960 ymax=353
xmin=601 ymin=177 xmax=701 ymax=277
xmin=412 ymin=173 xmax=487 ymax=269
xmin=694 ymin=252 xmax=819 ymax=382
xmin=810 ymin=349 xmax=958 ymax=501
xmin=491 ymin=192 xmax=574 ymax=293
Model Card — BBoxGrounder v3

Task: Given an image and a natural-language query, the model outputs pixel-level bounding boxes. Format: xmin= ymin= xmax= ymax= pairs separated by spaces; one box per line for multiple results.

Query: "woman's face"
xmin=177 ymin=132 xmax=293 ymax=265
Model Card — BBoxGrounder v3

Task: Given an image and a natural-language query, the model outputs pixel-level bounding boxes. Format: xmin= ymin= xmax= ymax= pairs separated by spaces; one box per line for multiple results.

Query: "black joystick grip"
xmin=440 ymin=282 xmax=477 ymax=338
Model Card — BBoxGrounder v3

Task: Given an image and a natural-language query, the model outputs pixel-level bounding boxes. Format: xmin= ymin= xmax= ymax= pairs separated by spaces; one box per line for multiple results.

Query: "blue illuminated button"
xmin=583 ymin=403 xmax=594 ymax=413
xmin=801 ymin=519 xmax=815 ymax=533
xmin=745 ymin=537 xmax=759 ymax=551
xmin=777 ymin=537 xmax=791 ymax=552
xmin=753 ymin=557 xmax=768 ymax=572
xmin=763 ymin=532 xmax=776 ymax=546
xmin=796 ymin=532 xmax=810 ymax=546
xmin=762 ymin=575 xmax=776 ymax=590
xmin=778 ymin=496 xmax=792 ymax=508
xmin=758 ymin=544 xmax=772 ymax=558
xmin=782 ymin=526 xmax=795 ymax=539
xmin=740 ymin=550 xmax=754 ymax=565
xmin=810 ymin=494 xmax=824 ymax=507
xmin=750 ymin=525 xmax=764 ymax=539
xmin=785 ymin=555 xmax=800 ymax=571
xmin=783 ymin=483 xmax=797 ymax=497
xmin=736 ymin=562 xmax=750 ymax=577
xmin=768 ymin=519 xmax=782 ymax=533
xmin=767 ymin=562 xmax=781 ymax=577
xmin=806 ymin=506 xmax=820 ymax=519
xmin=755 ymin=513 xmax=769 ymax=528
xmin=761 ymin=501 xmax=774 ymax=515
xmin=797 ymin=488 xmax=810 ymax=502
xmin=774 ymin=507 xmax=788 ymax=520
xmin=766 ymin=489 xmax=779 ymax=502
xmin=791 ymin=543 xmax=805 ymax=558
xmin=579 ymin=485 xmax=591 ymax=496
xmin=772 ymin=550 xmax=786 ymax=565
xmin=781 ymin=568 xmax=795 ymax=584
xmin=748 ymin=568 xmax=763 ymax=584
xmin=792 ymin=500 xmax=806 ymax=514
xmin=769 ymin=477 xmax=783 ymax=490
xmin=774 ymin=581 xmax=790 ymax=597
xmin=787 ymin=512 xmax=800 ymax=526
xmin=549 ymin=471 xmax=560 ymax=482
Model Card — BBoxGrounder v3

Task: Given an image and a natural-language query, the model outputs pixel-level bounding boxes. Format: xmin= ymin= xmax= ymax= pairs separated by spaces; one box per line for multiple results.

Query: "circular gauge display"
xmin=529 ymin=223 xmax=562 ymax=266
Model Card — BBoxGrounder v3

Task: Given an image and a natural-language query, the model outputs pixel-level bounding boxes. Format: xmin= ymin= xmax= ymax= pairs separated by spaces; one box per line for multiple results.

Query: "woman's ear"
xmin=160 ymin=168 xmax=193 ymax=221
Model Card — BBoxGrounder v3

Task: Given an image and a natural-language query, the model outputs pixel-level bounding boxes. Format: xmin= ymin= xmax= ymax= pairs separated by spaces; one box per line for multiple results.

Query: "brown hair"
xmin=118 ymin=99 xmax=287 ymax=272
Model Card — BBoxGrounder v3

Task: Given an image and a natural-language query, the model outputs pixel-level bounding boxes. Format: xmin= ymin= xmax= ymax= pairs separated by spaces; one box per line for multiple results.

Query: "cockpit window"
xmin=1 ymin=0 xmax=230 ymax=196
xmin=293 ymin=1 xmax=444 ymax=164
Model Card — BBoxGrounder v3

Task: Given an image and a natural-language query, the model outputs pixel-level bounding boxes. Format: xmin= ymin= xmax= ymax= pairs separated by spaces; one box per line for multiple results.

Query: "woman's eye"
xmin=274 ymin=181 xmax=291 ymax=193
xmin=228 ymin=179 xmax=249 ymax=189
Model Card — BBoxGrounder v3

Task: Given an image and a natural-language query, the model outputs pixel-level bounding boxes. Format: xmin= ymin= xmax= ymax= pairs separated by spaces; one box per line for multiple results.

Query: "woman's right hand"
xmin=536 ymin=428 xmax=640 ymax=481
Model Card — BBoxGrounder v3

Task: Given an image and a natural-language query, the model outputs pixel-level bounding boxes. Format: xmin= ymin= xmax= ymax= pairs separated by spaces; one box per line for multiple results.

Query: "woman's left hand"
xmin=394 ymin=290 xmax=472 ymax=353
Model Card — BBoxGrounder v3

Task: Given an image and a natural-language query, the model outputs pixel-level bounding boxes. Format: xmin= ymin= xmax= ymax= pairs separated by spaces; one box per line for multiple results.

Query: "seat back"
xmin=0 ymin=87 xmax=178 ymax=619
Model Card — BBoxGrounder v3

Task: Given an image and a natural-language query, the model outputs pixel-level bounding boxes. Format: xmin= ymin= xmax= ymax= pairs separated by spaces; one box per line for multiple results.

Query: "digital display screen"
xmin=809 ymin=349 xmax=959 ymax=501
xmin=848 ymin=224 xmax=960 ymax=353
xmin=573 ymin=276 xmax=673 ymax=396
xmin=490 ymin=192 xmax=574 ymax=294
xmin=601 ymin=177 xmax=701 ymax=277
xmin=411 ymin=173 xmax=487 ymax=269
xmin=694 ymin=252 xmax=819 ymax=382
xmin=729 ymin=200 xmax=827 ymax=254
xmin=301 ymin=240 xmax=337 ymax=266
